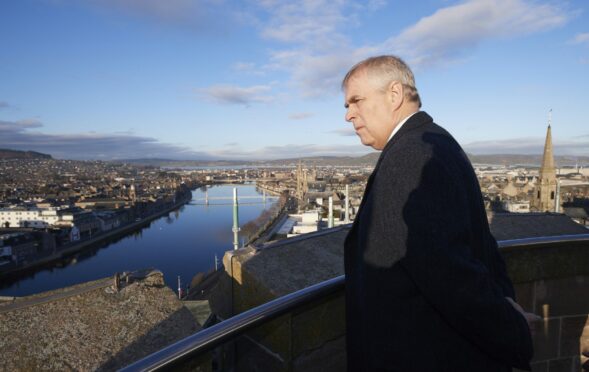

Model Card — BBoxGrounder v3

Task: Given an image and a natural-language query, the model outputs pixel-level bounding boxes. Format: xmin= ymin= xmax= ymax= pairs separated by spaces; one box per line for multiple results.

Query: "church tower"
xmin=296 ymin=160 xmax=308 ymax=206
xmin=129 ymin=184 xmax=137 ymax=203
xmin=533 ymin=110 xmax=557 ymax=212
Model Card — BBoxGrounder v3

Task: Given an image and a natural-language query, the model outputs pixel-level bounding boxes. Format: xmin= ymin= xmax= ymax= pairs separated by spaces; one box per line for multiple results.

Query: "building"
xmin=0 ymin=207 xmax=61 ymax=228
xmin=533 ymin=113 xmax=557 ymax=212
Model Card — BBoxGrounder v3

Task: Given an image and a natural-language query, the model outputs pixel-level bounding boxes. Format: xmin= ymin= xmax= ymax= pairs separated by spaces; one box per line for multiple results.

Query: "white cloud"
xmin=209 ymin=143 xmax=371 ymax=160
xmin=256 ymin=0 xmax=570 ymax=98
xmin=254 ymin=0 xmax=381 ymax=97
xmin=288 ymin=112 xmax=314 ymax=120
xmin=329 ymin=128 xmax=356 ymax=137
xmin=0 ymin=118 xmax=43 ymax=131
xmin=0 ymin=118 xmax=211 ymax=160
xmin=257 ymin=0 xmax=348 ymax=46
xmin=570 ymin=32 xmax=589 ymax=45
xmin=382 ymin=0 xmax=569 ymax=68
xmin=199 ymin=84 xmax=274 ymax=106
xmin=232 ymin=62 xmax=256 ymax=71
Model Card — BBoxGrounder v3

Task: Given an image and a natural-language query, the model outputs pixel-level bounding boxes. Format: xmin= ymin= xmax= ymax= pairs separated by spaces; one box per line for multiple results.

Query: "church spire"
xmin=534 ymin=109 xmax=557 ymax=212
xmin=540 ymin=109 xmax=555 ymax=180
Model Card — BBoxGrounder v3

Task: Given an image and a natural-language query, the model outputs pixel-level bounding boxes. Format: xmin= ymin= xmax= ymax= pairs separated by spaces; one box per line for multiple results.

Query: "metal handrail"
xmin=121 ymin=234 xmax=589 ymax=371
xmin=498 ymin=233 xmax=589 ymax=249
xmin=120 ymin=275 xmax=345 ymax=371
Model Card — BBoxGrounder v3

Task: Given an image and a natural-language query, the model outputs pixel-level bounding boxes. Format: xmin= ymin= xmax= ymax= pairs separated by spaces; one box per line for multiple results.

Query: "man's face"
xmin=344 ymin=70 xmax=395 ymax=151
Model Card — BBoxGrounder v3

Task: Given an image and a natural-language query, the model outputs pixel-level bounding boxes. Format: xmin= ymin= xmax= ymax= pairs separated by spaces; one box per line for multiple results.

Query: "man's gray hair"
xmin=342 ymin=55 xmax=422 ymax=108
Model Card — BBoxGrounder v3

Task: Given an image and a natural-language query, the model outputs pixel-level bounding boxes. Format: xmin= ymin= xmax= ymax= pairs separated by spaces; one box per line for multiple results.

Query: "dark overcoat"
xmin=344 ymin=111 xmax=533 ymax=371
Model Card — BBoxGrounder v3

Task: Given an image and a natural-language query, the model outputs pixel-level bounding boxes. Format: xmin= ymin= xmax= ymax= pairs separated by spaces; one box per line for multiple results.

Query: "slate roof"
xmin=488 ymin=212 xmax=589 ymax=241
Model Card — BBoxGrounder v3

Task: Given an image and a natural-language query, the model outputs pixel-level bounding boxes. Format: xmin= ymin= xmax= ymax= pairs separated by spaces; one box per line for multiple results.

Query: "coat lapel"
xmin=351 ymin=111 xmax=433 ymax=229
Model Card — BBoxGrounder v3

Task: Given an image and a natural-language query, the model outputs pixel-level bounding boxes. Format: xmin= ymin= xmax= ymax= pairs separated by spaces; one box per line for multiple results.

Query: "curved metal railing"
xmin=121 ymin=233 xmax=589 ymax=371
xmin=120 ymin=275 xmax=345 ymax=371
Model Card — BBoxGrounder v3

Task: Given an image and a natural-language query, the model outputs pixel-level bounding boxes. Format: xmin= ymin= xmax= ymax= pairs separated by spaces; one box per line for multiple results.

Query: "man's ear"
xmin=388 ymin=81 xmax=403 ymax=109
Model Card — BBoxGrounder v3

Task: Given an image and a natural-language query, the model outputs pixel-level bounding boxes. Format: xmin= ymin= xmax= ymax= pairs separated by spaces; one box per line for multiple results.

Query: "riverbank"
xmin=0 ymin=192 xmax=192 ymax=278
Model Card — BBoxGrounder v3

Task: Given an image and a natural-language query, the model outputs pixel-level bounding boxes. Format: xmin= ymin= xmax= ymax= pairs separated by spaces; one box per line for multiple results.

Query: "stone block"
xmin=529 ymin=318 xmax=560 ymax=361
xmin=581 ymin=317 xmax=589 ymax=354
xmin=560 ymin=315 xmax=588 ymax=358
xmin=534 ymin=276 xmax=589 ymax=317
xmin=503 ymin=242 xmax=589 ymax=284
xmin=245 ymin=314 xmax=292 ymax=366
xmin=291 ymin=293 xmax=345 ymax=356
xmin=293 ymin=336 xmax=346 ymax=372
xmin=547 ymin=357 xmax=572 ymax=372
xmin=528 ymin=361 xmax=547 ymax=372
xmin=234 ymin=336 xmax=286 ymax=372
xmin=514 ymin=281 xmax=535 ymax=313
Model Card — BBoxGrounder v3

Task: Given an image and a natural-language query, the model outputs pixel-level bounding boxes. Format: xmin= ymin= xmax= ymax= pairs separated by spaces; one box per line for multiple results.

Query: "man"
xmin=342 ymin=55 xmax=535 ymax=371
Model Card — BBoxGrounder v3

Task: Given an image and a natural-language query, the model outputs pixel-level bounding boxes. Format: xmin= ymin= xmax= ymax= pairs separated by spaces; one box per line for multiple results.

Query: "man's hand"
xmin=505 ymin=297 xmax=542 ymax=327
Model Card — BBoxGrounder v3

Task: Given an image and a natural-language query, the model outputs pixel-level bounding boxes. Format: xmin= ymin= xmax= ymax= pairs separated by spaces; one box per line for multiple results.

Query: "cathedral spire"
xmin=534 ymin=109 xmax=557 ymax=212
xmin=540 ymin=109 xmax=555 ymax=179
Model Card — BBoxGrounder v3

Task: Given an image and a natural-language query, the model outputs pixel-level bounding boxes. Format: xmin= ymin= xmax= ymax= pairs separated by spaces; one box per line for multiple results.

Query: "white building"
xmin=501 ymin=200 xmax=531 ymax=213
xmin=0 ymin=207 xmax=71 ymax=228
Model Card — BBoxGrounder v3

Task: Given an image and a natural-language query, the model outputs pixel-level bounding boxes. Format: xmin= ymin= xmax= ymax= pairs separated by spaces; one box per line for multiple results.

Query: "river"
xmin=0 ymin=184 xmax=278 ymax=297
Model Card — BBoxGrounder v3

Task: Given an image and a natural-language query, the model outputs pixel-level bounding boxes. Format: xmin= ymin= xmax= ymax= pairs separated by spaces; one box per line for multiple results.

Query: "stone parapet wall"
xmin=504 ymin=240 xmax=589 ymax=371
xmin=213 ymin=228 xmax=348 ymax=371
xmin=213 ymin=228 xmax=589 ymax=372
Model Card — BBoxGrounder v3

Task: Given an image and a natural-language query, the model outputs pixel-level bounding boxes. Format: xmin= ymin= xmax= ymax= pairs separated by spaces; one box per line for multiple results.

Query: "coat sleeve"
xmin=373 ymin=141 xmax=533 ymax=370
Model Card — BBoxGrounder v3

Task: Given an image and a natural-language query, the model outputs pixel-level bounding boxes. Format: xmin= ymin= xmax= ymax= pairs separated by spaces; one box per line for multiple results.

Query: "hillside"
xmin=0 ymin=149 xmax=52 ymax=160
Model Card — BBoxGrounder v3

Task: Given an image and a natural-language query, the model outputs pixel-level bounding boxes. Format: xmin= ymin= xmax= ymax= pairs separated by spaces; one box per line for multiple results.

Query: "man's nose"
xmin=345 ymin=108 xmax=354 ymax=122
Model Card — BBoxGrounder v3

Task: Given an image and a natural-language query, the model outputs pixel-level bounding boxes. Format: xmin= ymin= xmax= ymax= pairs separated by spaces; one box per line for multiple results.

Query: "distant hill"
xmin=112 ymin=152 xmax=589 ymax=168
xmin=0 ymin=149 xmax=52 ymax=160
xmin=467 ymin=154 xmax=589 ymax=167
xmin=114 ymin=159 xmax=250 ymax=167
xmin=256 ymin=153 xmax=379 ymax=167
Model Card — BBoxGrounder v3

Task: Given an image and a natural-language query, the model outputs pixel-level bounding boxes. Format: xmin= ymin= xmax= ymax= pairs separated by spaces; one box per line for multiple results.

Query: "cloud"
xmin=232 ymin=62 xmax=256 ymax=71
xmin=0 ymin=119 xmax=212 ymax=160
xmin=257 ymin=0 xmax=348 ymax=46
xmin=328 ymin=128 xmax=356 ymax=137
xmin=382 ymin=0 xmax=570 ymax=68
xmin=0 ymin=101 xmax=11 ymax=109
xmin=463 ymin=137 xmax=589 ymax=156
xmin=267 ymin=49 xmax=367 ymax=97
xmin=288 ymin=112 xmax=314 ymax=120
xmin=260 ymin=0 xmax=570 ymax=97
xmin=82 ymin=0 xmax=226 ymax=24
xmin=0 ymin=119 xmax=43 ymax=131
xmin=0 ymin=118 xmax=372 ymax=160
xmin=209 ymin=143 xmax=372 ymax=160
xmin=199 ymin=84 xmax=274 ymax=106
xmin=255 ymin=0 xmax=382 ymax=97
xmin=58 ymin=0 xmax=241 ymax=35
xmin=94 ymin=0 xmax=199 ymax=22
xmin=570 ymin=32 xmax=589 ymax=45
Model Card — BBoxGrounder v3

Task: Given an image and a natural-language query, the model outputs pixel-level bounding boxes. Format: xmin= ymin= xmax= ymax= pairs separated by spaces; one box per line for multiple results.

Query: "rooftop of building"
xmin=0 ymin=269 xmax=200 ymax=371
xmin=488 ymin=212 xmax=589 ymax=241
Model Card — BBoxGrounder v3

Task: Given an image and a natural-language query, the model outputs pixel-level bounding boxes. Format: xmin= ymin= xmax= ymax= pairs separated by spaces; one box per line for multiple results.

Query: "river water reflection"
xmin=0 ymin=184 xmax=276 ymax=297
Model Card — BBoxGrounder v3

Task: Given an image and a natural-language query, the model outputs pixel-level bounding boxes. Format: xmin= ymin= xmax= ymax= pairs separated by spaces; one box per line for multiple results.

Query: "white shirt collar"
xmin=386 ymin=111 xmax=418 ymax=144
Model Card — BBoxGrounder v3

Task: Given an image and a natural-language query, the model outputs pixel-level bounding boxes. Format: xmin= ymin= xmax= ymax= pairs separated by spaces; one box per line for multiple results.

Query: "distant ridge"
xmin=0 ymin=149 xmax=52 ymax=160
xmin=107 ymin=153 xmax=589 ymax=168
xmin=467 ymin=154 xmax=589 ymax=167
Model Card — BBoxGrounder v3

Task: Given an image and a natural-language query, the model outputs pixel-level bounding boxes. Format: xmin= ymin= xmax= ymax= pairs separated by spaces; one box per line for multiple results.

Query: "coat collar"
xmin=348 ymin=111 xmax=434 ymax=234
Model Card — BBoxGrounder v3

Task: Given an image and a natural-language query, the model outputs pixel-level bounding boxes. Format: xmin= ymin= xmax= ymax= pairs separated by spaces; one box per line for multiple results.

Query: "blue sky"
xmin=0 ymin=0 xmax=588 ymax=160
